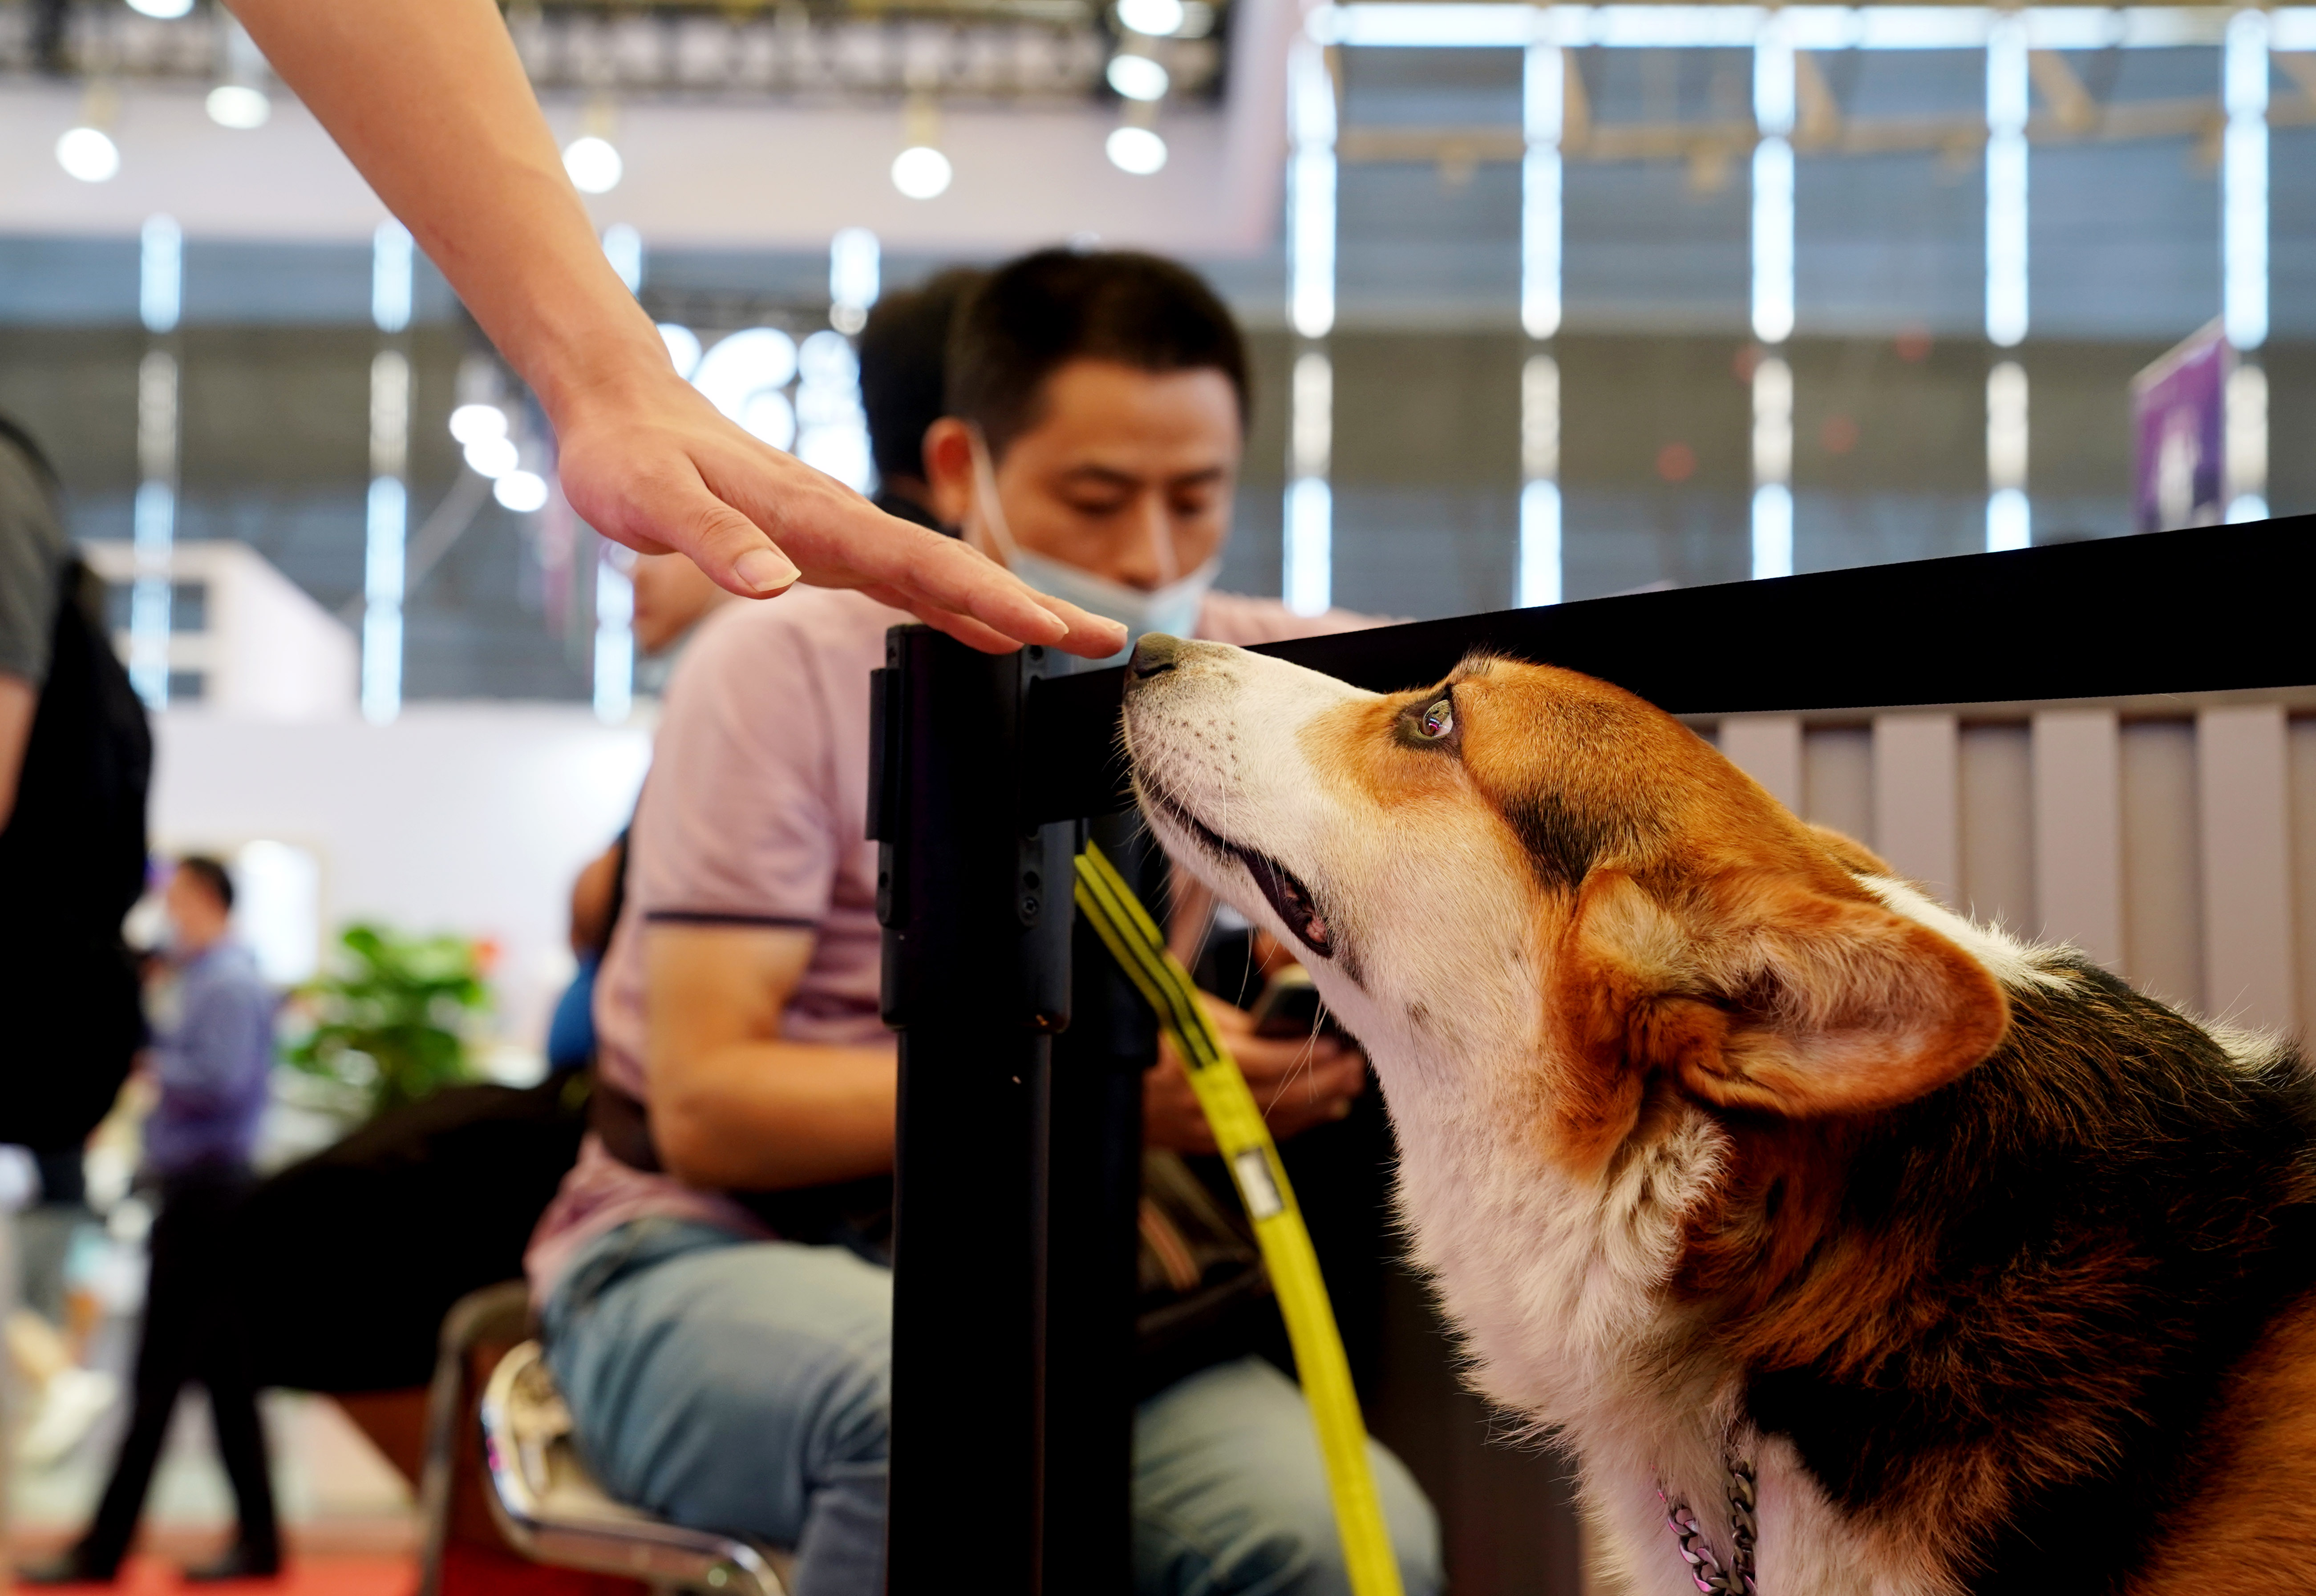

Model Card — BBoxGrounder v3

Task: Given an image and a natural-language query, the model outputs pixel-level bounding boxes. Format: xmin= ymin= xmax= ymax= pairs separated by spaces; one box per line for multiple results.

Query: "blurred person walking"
xmin=143 ymin=858 xmax=275 ymax=1189
xmin=25 ymin=857 xmax=283 ymax=1586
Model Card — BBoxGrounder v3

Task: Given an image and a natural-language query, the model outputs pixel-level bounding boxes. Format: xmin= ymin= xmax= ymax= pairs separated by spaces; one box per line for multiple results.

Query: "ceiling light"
xmin=798 ymin=425 xmax=873 ymax=495
xmin=891 ymin=145 xmax=952 ymax=201
xmin=799 ymin=329 xmax=858 ymax=389
xmin=449 ymin=403 xmax=509 ymax=446
xmin=464 ymin=435 xmax=520 ymax=479
xmin=1106 ymin=54 xmax=1170 ymax=101
xmin=692 ymin=328 xmax=798 ymax=422
xmin=563 ymin=136 xmax=623 ymax=195
xmin=658 ymin=323 xmax=702 ymax=380
xmin=206 ymin=84 xmax=269 ymax=129
xmin=1106 ymin=125 xmax=1168 ymax=175
xmin=494 ymin=470 xmax=550 ymax=513
xmin=56 ymin=126 xmax=119 ymax=184
xmin=741 ymin=391 xmax=797 ymax=452
xmin=126 ymin=0 xmax=194 ymax=16
xmin=1117 ymin=0 xmax=1185 ymax=35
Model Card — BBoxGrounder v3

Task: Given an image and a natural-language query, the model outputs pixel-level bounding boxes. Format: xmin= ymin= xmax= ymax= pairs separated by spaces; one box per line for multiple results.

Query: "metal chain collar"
xmin=1657 ymin=1457 xmax=1757 ymax=1596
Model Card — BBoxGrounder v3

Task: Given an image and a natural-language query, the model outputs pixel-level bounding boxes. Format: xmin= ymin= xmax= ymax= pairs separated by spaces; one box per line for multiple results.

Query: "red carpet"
xmin=14 ymin=1543 xmax=644 ymax=1594
xmin=16 ymin=1556 xmax=417 ymax=1594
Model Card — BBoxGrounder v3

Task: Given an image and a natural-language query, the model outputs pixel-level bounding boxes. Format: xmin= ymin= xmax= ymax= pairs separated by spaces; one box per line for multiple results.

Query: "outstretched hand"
xmin=552 ymin=368 xmax=1129 ymax=658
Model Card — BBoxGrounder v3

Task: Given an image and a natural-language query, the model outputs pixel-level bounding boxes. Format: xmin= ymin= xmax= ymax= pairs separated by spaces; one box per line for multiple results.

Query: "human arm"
xmin=1144 ymin=993 xmax=1368 ymax=1155
xmin=0 ymin=672 xmax=32 ymax=830
xmin=220 ymin=0 xmax=1124 ymax=659
xmin=644 ymin=924 xmax=897 ymax=1191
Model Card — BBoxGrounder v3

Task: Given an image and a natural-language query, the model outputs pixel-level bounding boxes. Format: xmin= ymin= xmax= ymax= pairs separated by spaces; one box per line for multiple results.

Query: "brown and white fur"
xmin=1122 ymin=635 xmax=2316 ymax=1596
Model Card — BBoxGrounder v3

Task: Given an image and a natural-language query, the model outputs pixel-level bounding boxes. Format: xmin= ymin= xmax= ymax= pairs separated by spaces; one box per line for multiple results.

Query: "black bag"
xmin=0 ymin=418 xmax=151 ymax=1149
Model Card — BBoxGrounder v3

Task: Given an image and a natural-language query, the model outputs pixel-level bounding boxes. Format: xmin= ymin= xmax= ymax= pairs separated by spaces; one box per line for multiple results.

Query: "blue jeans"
xmin=543 ymin=1219 xmax=1442 ymax=1596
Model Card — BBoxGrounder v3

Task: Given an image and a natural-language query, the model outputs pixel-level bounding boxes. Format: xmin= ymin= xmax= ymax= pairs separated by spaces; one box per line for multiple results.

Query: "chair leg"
xmin=416 ymin=1283 xmax=534 ymax=1596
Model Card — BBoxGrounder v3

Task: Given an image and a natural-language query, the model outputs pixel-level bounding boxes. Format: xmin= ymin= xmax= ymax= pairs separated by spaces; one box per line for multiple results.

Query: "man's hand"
xmin=550 ymin=368 xmax=1128 ymax=656
xmin=1144 ymin=994 xmax=1368 ymax=1155
xmin=224 ymin=0 xmax=1128 ymax=660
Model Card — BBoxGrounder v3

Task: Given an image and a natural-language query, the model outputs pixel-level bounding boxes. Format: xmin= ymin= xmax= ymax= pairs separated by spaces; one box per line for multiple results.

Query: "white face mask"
xmin=968 ymin=428 xmax=1220 ymax=666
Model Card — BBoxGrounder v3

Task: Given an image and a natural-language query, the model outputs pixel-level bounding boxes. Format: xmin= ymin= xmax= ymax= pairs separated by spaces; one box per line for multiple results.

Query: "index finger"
xmin=714 ymin=457 xmax=1129 ymax=659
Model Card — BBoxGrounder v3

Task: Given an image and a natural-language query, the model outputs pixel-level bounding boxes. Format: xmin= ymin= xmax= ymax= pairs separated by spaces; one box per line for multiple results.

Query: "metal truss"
xmin=0 ymin=0 xmax=1228 ymax=104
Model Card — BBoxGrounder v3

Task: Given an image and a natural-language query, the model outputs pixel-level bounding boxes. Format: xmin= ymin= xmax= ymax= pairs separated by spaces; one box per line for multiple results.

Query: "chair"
xmin=478 ymin=1339 xmax=794 ymax=1596
xmin=415 ymin=1280 xmax=538 ymax=1596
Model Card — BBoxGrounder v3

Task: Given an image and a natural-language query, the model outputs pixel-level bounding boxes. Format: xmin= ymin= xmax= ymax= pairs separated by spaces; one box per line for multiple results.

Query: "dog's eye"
xmin=1416 ymin=698 xmax=1454 ymax=740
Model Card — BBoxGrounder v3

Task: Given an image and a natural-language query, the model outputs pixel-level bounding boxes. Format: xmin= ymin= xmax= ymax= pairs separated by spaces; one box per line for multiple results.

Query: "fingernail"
xmin=736 ymin=547 xmax=800 ymax=595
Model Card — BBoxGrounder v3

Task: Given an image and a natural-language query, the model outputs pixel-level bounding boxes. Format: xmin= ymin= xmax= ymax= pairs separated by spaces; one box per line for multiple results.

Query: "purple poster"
xmin=2130 ymin=322 xmax=2228 ymax=533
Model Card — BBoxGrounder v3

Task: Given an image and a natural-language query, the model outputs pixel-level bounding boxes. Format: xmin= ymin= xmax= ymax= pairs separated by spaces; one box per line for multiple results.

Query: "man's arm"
xmin=218 ymin=0 xmax=1122 ymax=661
xmin=645 ymin=923 xmax=897 ymax=1192
xmin=0 ymin=672 xmax=33 ymax=831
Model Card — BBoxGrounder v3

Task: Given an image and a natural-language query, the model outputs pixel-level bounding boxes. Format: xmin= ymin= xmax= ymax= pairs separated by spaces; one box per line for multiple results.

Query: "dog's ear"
xmin=1558 ymin=869 xmax=2008 ymax=1119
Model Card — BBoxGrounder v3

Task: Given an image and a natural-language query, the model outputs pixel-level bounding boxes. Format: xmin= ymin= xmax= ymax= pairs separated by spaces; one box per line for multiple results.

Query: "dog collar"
xmin=1657 ymin=1456 xmax=1758 ymax=1596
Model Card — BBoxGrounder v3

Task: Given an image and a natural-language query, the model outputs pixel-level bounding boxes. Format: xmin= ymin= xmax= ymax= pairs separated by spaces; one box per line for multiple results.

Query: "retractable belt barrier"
xmin=1073 ymin=844 xmax=1403 ymax=1596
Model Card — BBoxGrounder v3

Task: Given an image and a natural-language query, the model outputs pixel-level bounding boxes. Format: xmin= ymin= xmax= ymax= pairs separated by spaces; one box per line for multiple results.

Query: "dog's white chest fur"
xmin=1370 ymin=1037 xmax=1955 ymax=1596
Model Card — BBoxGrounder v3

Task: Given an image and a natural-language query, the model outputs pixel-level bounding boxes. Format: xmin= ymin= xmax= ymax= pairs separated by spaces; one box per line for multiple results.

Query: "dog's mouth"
xmin=1137 ymin=774 xmax=1334 ymax=961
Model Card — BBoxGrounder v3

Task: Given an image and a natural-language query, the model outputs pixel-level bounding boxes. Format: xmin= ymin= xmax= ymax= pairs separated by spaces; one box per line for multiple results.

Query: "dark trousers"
xmin=70 ymin=1078 xmax=591 ymax=1566
xmin=78 ymin=1164 xmax=278 ymax=1567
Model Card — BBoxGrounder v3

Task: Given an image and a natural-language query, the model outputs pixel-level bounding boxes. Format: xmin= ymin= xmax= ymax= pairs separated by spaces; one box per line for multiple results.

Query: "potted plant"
xmin=282 ymin=924 xmax=491 ymax=1118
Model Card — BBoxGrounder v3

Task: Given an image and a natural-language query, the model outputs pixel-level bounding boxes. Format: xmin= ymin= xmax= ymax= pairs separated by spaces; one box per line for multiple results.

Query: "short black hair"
xmin=176 ymin=855 xmax=234 ymax=912
xmin=859 ymin=267 xmax=988 ymax=485
xmin=946 ymin=250 xmax=1249 ymax=459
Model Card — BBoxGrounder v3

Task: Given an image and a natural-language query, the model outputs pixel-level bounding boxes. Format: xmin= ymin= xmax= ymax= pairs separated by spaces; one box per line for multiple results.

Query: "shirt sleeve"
xmin=0 ymin=436 xmax=65 ymax=687
xmin=629 ymin=608 xmax=846 ymax=930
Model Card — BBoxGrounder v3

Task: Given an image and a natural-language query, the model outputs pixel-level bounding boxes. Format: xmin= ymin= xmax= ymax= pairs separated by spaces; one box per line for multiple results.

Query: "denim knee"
xmin=1133 ymin=1356 xmax=1442 ymax=1596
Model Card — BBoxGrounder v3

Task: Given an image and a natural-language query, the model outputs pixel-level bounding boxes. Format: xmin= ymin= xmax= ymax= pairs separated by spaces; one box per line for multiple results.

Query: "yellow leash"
xmin=1073 ymin=844 xmax=1405 ymax=1596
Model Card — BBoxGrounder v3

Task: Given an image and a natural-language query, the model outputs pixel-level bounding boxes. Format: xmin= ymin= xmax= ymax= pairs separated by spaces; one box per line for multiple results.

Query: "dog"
xmin=1121 ymin=633 xmax=2316 ymax=1596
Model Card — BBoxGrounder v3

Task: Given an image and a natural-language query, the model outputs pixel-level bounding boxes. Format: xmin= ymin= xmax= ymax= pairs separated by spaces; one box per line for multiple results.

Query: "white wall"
xmin=150 ymin=705 xmax=652 ymax=1056
xmin=83 ymin=540 xmax=358 ymax=719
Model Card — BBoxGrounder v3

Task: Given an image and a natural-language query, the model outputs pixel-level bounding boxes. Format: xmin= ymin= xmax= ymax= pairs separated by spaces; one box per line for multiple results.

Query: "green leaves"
xmin=282 ymin=922 xmax=492 ymax=1118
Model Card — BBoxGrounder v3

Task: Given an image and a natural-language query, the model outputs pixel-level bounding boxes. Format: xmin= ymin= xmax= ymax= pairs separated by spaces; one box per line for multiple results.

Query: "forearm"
xmin=651 ymin=1042 xmax=898 ymax=1192
xmin=0 ymin=671 xmax=33 ymax=830
xmin=223 ymin=0 xmax=666 ymax=420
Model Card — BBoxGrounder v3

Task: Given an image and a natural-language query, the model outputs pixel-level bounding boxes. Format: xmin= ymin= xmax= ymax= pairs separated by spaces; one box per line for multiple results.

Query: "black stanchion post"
xmin=875 ymin=626 xmax=1113 ymax=1592
xmin=1034 ymin=809 xmax=1153 ymax=1586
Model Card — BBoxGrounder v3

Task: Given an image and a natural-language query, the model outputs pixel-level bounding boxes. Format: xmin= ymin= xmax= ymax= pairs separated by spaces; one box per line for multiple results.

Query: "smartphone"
xmin=1249 ymin=965 xmax=1326 ymax=1038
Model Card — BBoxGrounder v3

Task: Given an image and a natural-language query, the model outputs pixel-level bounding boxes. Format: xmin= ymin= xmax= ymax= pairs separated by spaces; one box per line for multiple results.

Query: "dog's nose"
xmin=1130 ymin=634 xmax=1183 ymax=679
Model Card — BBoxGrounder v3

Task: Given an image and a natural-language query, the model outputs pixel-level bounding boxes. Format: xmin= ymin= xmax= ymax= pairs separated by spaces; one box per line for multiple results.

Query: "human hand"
xmin=550 ymin=365 xmax=1129 ymax=659
xmin=1143 ymin=994 xmax=1367 ymax=1155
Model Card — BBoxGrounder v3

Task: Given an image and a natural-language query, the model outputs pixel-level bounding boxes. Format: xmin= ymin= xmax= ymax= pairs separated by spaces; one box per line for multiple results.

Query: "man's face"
xmin=929 ymin=359 xmax=1241 ymax=592
xmin=631 ymin=552 xmax=733 ymax=655
xmin=164 ymin=868 xmax=227 ymax=951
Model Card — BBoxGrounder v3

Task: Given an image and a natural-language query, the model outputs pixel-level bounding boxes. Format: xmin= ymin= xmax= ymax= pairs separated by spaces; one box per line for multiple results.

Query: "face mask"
xmin=968 ymin=428 xmax=1220 ymax=666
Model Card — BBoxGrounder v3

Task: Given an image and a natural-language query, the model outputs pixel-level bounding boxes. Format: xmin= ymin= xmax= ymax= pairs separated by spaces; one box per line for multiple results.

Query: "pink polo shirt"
xmin=525 ymin=585 xmax=1377 ymax=1301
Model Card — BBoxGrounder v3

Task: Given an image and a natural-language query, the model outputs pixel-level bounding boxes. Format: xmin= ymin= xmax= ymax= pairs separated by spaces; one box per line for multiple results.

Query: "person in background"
xmin=144 ymin=857 xmax=275 ymax=1188
xmin=523 ymin=249 xmax=1439 ymax=1596
xmin=545 ymin=547 xmax=734 ymax=1074
xmin=26 ymin=857 xmax=283 ymax=1585
xmin=545 ymin=838 xmax=626 ymax=1076
xmin=857 ymin=267 xmax=987 ymax=531
xmin=630 ymin=545 xmax=739 ymax=699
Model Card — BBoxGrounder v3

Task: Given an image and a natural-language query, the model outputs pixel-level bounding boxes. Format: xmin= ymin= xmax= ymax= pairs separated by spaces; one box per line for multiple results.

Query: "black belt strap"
xmin=588 ymin=1076 xmax=664 ymax=1173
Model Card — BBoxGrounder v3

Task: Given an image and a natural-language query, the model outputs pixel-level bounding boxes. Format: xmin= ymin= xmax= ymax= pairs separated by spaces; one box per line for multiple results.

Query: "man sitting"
xmin=525 ymin=250 xmax=1441 ymax=1596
